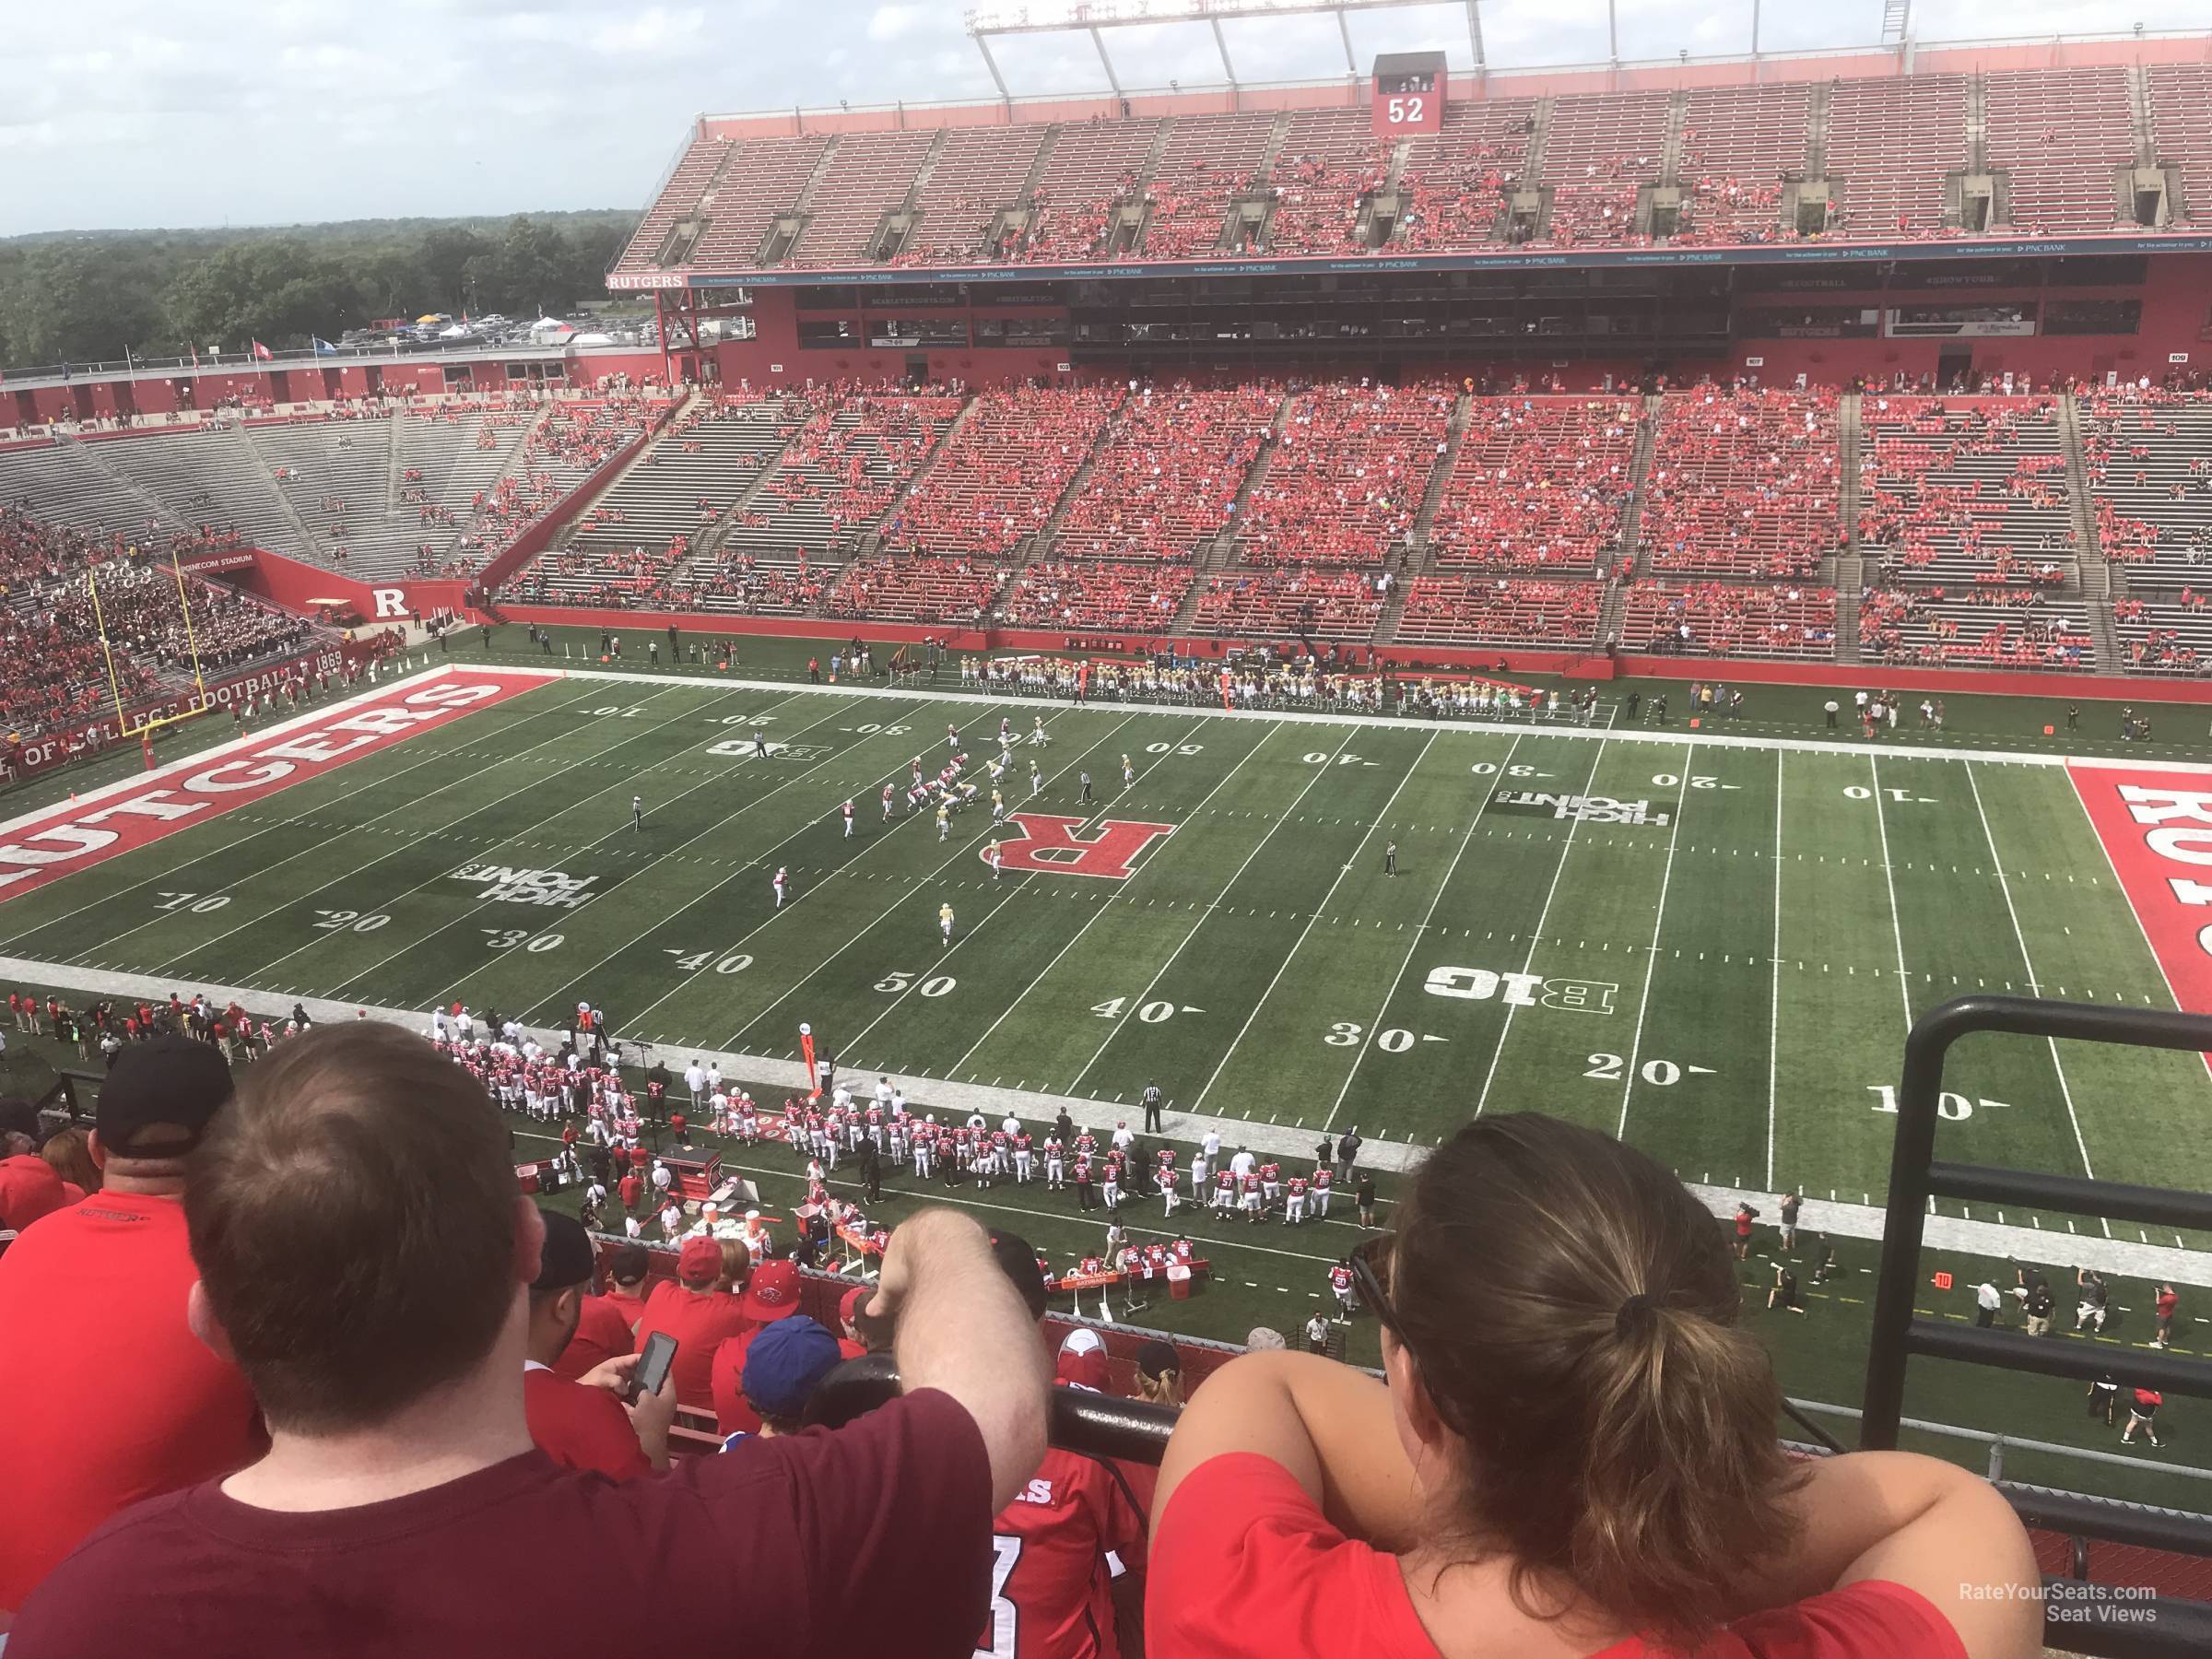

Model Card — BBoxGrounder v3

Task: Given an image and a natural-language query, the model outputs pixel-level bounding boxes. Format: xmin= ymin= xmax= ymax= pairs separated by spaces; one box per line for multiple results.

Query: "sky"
xmin=6 ymin=0 xmax=2208 ymax=236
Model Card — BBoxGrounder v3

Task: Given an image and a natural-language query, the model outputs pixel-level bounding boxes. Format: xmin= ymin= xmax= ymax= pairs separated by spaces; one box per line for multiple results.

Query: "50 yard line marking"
xmin=1474 ymin=734 xmax=1611 ymax=1117
xmin=1617 ymin=753 xmax=1694 ymax=1139
xmin=1319 ymin=733 xmax=1524 ymax=1135
xmin=1186 ymin=729 xmax=1439 ymax=1118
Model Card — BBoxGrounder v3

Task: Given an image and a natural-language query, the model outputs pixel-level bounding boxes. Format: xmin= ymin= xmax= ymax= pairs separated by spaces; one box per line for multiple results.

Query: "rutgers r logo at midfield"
xmin=983 ymin=814 xmax=1175 ymax=880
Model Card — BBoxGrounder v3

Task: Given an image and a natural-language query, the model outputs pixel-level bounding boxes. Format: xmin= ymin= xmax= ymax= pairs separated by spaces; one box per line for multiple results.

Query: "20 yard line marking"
xmin=1188 ymin=730 xmax=1438 ymax=1118
xmin=1618 ymin=753 xmax=1694 ymax=1139
xmin=1320 ymin=733 xmax=1523 ymax=1135
xmin=1475 ymin=734 xmax=1611 ymax=1117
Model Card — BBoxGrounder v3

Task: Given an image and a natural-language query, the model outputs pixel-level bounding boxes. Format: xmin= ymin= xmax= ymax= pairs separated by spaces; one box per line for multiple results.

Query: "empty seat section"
xmin=787 ymin=129 xmax=937 ymax=267
xmin=1822 ymin=76 xmax=1966 ymax=238
xmin=2077 ymin=389 xmax=2212 ymax=578
xmin=1984 ymin=67 xmax=2131 ymax=233
xmin=2148 ymin=64 xmax=2212 ymax=229
xmin=1858 ymin=395 xmax=2074 ymax=585
xmin=898 ymin=125 xmax=1050 ymax=265
xmin=689 ymin=135 xmax=833 ymax=269
xmin=1192 ymin=568 xmax=1386 ymax=639
xmin=1676 ymin=82 xmax=1808 ymax=243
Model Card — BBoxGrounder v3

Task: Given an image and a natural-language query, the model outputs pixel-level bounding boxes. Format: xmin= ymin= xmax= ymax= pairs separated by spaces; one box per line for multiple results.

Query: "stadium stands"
xmin=1427 ymin=395 xmax=1639 ymax=571
xmin=730 ymin=388 xmax=963 ymax=565
xmin=894 ymin=125 xmax=1050 ymax=265
xmin=1675 ymin=83 xmax=1808 ymax=244
xmin=884 ymin=383 xmax=1123 ymax=559
xmin=1858 ymin=395 xmax=2076 ymax=586
xmin=0 ymin=439 xmax=176 ymax=543
xmin=1237 ymin=382 xmax=1453 ymax=566
xmin=1192 ymin=567 xmax=1388 ymax=640
xmin=1016 ymin=121 xmax=1159 ymax=264
xmin=1639 ymin=389 xmax=1840 ymax=578
xmin=1264 ymin=108 xmax=1391 ymax=255
xmin=1538 ymin=89 xmax=1668 ymax=245
xmin=1395 ymin=100 xmax=1534 ymax=252
xmin=1139 ymin=112 xmax=1276 ymax=258
xmin=1620 ymin=580 xmax=1838 ymax=659
xmin=825 ymin=556 xmax=1006 ymax=624
xmin=1393 ymin=576 xmax=1603 ymax=647
xmin=1821 ymin=76 xmax=1967 ymax=239
xmin=2112 ymin=594 xmax=2212 ymax=675
xmin=2147 ymin=63 xmax=2212 ymax=229
xmin=1052 ymin=383 xmax=1280 ymax=563
xmin=999 ymin=560 xmax=1193 ymax=631
xmin=786 ymin=129 xmax=937 ymax=267
xmin=690 ymin=135 xmax=831 ymax=270
xmin=2078 ymin=389 xmax=2212 ymax=579
xmin=1860 ymin=586 xmax=2093 ymax=668
xmin=1983 ymin=67 xmax=2133 ymax=234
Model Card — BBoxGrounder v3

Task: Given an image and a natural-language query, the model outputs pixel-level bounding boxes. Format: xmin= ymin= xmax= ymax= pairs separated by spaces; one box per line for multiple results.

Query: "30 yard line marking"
xmin=1475 ymin=734 xmax=1610 ymax=1116
xmin=1321 ymin=733 xmax=1523 ymax=1135
xmin=1618 ymin=754 xmax=1694 ymax=1139
xmin=1073 ymin=725 xmax=1364 ymax=1100
xmin=1766 ymin=747 xmax=1783 ymax=1190
xmin=1965 ymin=759 xmax=2103 ymax=1218
xmin=1184 ymin=730 xmax=1437 ymax=1117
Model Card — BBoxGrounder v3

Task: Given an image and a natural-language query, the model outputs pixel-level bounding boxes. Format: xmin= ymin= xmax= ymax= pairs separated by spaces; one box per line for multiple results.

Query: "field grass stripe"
xmin=1319 ymin=734 xmax=1524 ymax=1136
xmin=1869 ymin=756 xmax=1915 ymax=1029
xmin=1617 ymin=759 xmax=1695 ymax=1139
xmin=1474 ymin=735 xmax=1611 ymax=1117
xmin=1966 ymin=759 xmax=2100 ymax=1188
xmin=938 ymin=721 xmax=1286 ymax=1082
xmin=1767 ymin=746 xmax=1783 ymax=1189
xmin=1184 ymin=730 xmax=1439 ymax=1117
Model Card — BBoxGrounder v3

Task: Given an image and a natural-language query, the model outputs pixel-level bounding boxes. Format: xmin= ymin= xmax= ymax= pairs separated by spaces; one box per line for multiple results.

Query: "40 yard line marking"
xmin=1187 ymin=730 xmax=1439 ymax=1118
xmin=1617 ymin=754 xmax=1694 ymax=1139
xmin=1475 ymin=733 xmax=1611 ymax=1116
xmin=1320 ymin=733 xmax=1524 ymax=1135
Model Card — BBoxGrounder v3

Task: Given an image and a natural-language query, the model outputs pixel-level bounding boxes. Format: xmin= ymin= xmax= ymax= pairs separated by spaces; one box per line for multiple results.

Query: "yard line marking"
xmin=1073 ymin=725 xmax=1364 ymax=1100
xmin=1618 ymin=754 xmax=1694 ymax=1139
xmin=1868 ymin=757 xmax=1914 ymax=1030
xmin=1766 ymin=747 xmax=1784 ymax=1190
xmin=1188 ymin=730 xmax=1438 ymax=1118
xmin=717 ymin=711 xmax=1150 ymax=1049
xmin=1321 ymin=734 xmax=1524 ymax=1135
xmin=939 ymin=720 xmax=1281 ymax=1082
xmin=1965 ymin=759 xmax=2102 ymax=1211
xmin=136 ymin=684 xmax=784 ymax=977
xmin=0 ymin=676 xmax=606 ymax=951
xmin=1475 ymin=735 xmax=1611 ymax=1117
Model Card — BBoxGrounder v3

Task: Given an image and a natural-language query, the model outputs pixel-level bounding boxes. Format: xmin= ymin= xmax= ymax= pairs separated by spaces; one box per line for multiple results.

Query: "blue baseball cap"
xmin=741 ymin=1315 xmax=843 ymax=1421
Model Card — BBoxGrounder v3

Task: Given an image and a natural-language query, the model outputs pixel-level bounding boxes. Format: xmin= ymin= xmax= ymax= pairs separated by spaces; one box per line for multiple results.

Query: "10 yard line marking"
xmin=1185 ymin=730 xmax=1436 ymax=1118
xmin=1618 ymin=753 xmax=1694 ymax=1138
xmin=1320 ymin=733 xmax=1523 ymax=1135
xmin=1868 ymin=755 xmax=1914 ymax=1029
xmin=940 ymin=719 xmax=1280 ymax=1084
xmin=1765 ymin=747 xmax=1783 ymax=1190
xmin=1475 ymin=734 xmax=1610 ymax=1117
xmin=1072 ymin=724 xmax=1363 ymax=1100
xmin=1965 ymin=759 xmax=2104 ymax=1226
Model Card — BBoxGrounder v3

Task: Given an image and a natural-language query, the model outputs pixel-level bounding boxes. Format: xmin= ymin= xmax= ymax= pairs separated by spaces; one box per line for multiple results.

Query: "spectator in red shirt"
xmin=637 ymin=1235 xmax=756 ymax=1411
xmin=524 ymin=1213 xmax=660 ymax=1481
xmin=6 ymin=1020 xmax=1051 ymax=1659
xmin=548 ymin=1232 xmax=638 ymax=1383
xmin=1145 ymin=1114 xmax=2041 ymax=1659
xmin=601 ymin=1240 xmax=652 ymax=1328
xmin=709 ymin=1255 xmax=805 ymax=1438
xmin=0 ymin=1038 xmax=263 ymax=1618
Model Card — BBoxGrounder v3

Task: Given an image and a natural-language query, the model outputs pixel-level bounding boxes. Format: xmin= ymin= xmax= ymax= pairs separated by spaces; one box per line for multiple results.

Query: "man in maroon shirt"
xmin=8 ymin=1021 xmax=1049 ymax=1659
xmin=524 ymin=1213 xmax=660 ymax=1479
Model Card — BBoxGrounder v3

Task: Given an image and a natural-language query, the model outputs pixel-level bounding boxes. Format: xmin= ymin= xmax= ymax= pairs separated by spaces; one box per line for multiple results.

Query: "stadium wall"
xmin=177 ymin=547 xmax=473 ymax=623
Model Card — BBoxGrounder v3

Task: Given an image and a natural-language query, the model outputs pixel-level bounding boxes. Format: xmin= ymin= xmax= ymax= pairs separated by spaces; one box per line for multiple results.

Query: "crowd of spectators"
xmin=457 ymin=395 xmax=671 ymax=566
xmin=1640 ymin=386 xmax=1841 ymax=578
xmin=1261 ymin=150 xmax=1392 ymax=253
xmin=1192 ymin=567 xmax=1388 ymax=639
xmin=1858 ymin=395 xmax=2075 ymax=584
xmin=1393 ymin=576 xmax=1604 ymax=645
xmin=825 ymin=557 xmax=1006 ymax=624
xmin=1053 ymin=382 xmax=1280 ymax=563
xmin=885 ymin=384 xmax=1124 ymax=559
xmin=1427 ymin=395 xmax=1639 ymax=571
xmin=757 ymin=392 xmax=965 ymax=555
xmin=1621 ymin=580 xmax=1839 ymax=658
xmin=1860 ymin=585 xmax=2091 ymax=668
xmin=1237 ymin=382 xmax=1453 ymax=565
xmin=998 ymin=560 xmax=1193 ymax=630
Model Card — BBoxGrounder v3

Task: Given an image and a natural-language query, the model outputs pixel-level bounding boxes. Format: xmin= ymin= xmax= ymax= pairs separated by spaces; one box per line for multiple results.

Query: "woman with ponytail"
xmin=1145 ymin=1113 xmax=2039 ymax=1658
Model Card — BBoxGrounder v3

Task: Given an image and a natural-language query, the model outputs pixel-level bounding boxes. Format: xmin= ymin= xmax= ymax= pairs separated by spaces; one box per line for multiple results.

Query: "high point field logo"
xmin=1491 ymin=791 xmax=1671 ymax=827
xmin=451 ymin=863 xmax=600 ymax=908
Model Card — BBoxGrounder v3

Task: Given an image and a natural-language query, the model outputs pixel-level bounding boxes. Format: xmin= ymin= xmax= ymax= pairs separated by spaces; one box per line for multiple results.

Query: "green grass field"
xmin=9 ymin=647 xmax=2212 ymax=1506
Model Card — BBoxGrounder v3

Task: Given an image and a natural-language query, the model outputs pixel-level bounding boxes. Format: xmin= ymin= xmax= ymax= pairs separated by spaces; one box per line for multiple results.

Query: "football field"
xmin=5 ymin=662 xmax=2211 ymax=1241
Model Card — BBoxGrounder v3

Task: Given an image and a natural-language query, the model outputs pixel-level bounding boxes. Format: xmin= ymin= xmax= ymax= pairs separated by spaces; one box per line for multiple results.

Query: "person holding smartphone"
xmin=524 ymin=1212 xmax=672 ymax=1481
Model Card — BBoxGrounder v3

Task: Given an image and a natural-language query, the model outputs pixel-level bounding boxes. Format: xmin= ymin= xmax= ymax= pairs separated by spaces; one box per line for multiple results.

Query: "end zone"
xmin=0 ymin=669 xmax=554 ymax=902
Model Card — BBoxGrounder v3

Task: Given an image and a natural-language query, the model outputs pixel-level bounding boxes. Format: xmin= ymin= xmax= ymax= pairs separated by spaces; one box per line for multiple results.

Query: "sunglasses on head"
xmin=1348 ymin=1233 xmax=1401 ymax=1336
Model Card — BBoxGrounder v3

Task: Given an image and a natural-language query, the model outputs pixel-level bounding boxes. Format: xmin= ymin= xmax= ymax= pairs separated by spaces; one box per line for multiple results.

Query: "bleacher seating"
xmin=728 ymin=389 xmax=962 ymax=568
xmin=1675 ymin=83 xmax=1808 ymax=244
xmin=896 ymin=126 xmax=1050 ymax=265
xmin=568 ymin=397 xmax=798 ymax=564
xmin=1393 ymin=576 xmax=1602 ymax=646
xmin=1016 ymin=121 xmax=1159 ymax=264
xmin=2113 ymin=594 xmax=2212 ymax=675
xmin=1538 ymin=89 xmax=1668 ymax=245
xmin=1427 ymin=395 xmax=1639 ymax=571
xmin=1140 ymin=112 xmax=1275 ymax=259
xmin=461 ymin=396 xmax=670 ymax=570
xmin=1192 ymin=567 xmax=1387 ymax=640
xmin=998 ymin=560 xmax=1193 ymax=631
xmin=1265 ymin=108 xmax=1391 ymax=255
xmin=1639 ymin=389 xmax=1839 ymax=578
xmin=1396 ymin=100 xmax=1534 ymax=252
xmin=96 ymin=427 xmax=301 ymax=553
xmin=1620 ymin=580 xmax=1837 ymax=659
xmin=0 ymin=440 xmax=177 ymax=544
xmin=1052 ymin=384 xmax=1279 ymax=562
xmin=884 ymin=384 xmax=1123 ymax=558
xmin=691 ymin=136 xmax=831 ymax=270
xmin=787 ymin=129 xmax=937 ymax=267
xmin=1237 ymin=382 xmax=1453 ymax=566
xmin=1860 ymin=586 xmax=2092 ymax=668
xmin=2077 ymin=390 xmax=2212 ymax=578
xmin=825 ymin=556 xmax=1006 ymax=624
xmin=1983 ymin=68 xmax=2132 ymax=234
xmin=2147 ymin=64 xmax=2212 ymax=229
xmin=1858 ymin=395 xmax=2076 ymax=585
xmin=1821 ymin=76 xmax=1967 ymax=238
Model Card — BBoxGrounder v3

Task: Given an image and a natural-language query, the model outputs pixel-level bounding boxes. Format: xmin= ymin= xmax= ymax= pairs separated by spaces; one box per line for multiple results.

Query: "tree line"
xmin=0 ymin=212 xmax=637 ymax=369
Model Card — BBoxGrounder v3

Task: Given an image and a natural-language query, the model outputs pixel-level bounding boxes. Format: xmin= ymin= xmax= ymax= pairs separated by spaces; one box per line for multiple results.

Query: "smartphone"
xmin=629 ymin=1330 xmax=677 ymax=1404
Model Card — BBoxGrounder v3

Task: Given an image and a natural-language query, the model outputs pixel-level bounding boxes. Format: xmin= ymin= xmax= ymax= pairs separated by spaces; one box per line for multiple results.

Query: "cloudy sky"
xmin=6 ymin=0 xmax=2207 ymax=236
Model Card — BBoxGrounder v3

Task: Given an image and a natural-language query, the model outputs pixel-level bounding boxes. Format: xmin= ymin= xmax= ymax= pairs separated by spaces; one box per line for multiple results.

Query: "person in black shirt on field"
xmin=858 ymin=1135 xmax=882 ymax=1204
xmin=1336 ymin=1128 xmax=1362 ymax=1185
xmin=1142 ymin=1080 xmax=1164 ymax=1134
xmin=1356 ymin=1173 xmax=1378 ymax=1228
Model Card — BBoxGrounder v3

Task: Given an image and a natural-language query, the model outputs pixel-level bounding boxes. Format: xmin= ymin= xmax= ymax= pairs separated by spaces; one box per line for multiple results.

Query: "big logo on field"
xmin=1492 ymin=791 xmax=1670 ymax=827
xmin=984 ymin=814 xmax=1175 ymax=881
xmin=450 ymin=864 xmax=600 ymax=908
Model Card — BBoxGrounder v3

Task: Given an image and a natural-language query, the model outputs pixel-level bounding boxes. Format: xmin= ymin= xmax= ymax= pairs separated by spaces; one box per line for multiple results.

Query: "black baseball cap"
xmin=607 ymin=1241 xmax=651 ymax=1285
xmin=532 ymin=1211 xmax=596 ymax=1293
xmin=97 ymin=1035 xmax=233 ymax=1157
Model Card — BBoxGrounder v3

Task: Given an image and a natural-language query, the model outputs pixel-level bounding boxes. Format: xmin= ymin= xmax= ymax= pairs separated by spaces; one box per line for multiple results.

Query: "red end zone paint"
xmin=0 ymin=672 xmax=551 ymax=902
xmin=2067 ymin=764 xmax=2212 ymax=1070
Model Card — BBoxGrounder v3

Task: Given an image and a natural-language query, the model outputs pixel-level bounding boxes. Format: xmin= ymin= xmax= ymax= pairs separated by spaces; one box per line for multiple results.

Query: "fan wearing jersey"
xmin=975 ymin=1230 xmax=1148 ymax=1659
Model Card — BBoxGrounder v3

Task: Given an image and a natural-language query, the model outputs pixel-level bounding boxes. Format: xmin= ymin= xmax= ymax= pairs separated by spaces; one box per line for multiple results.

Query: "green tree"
xmin=0 ymin=240 xmax=171 ymax=365
xmin=161 ymin=240 xmax=366 ymax=353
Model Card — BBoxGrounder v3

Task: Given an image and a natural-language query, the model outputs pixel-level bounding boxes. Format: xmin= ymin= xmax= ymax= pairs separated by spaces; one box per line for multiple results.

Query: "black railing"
xmin=1864 ymin=994 xmax=2212 ymax=1658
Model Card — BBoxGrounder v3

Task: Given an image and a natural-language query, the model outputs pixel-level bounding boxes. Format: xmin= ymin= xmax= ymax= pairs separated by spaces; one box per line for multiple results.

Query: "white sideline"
xmin=6 ymin=953 xmax=2211 ymax=1294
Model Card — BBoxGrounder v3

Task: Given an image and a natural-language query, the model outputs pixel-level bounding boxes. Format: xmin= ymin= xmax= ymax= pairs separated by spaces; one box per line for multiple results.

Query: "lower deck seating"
xmin=1619 ymin=581 xmax=1837 ymax=659
xmin=1860 ymin=587 xmax=2092 ymax=669
xmin=2113 ymin=594 xmax=2212 ymax=675
xmin=1393 ymin=577 xmax=1602 ymax=646
xmin=996 ymin=562 xmax=1193 ymax=631
xmin=824 ymin=557 xmax=1006 ymax=624
xmin=1191 ymin=568 xmax=1387 ymax=640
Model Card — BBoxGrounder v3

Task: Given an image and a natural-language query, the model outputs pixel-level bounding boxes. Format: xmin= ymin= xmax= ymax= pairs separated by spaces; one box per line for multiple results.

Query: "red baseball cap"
xmin=0 ymin=1155 xmax=67 ymax=1233
xmin=677 ymin=1237 xmax=723 ymax=1285
xmin=838 ymin=1284 xmax=868 ymax=1332
xmin=742 ymin=1258 xmax=801 ymax=1323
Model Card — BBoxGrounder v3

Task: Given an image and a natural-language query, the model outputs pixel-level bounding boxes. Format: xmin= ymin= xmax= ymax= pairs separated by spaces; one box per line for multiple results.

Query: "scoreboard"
xmin=1372 ymin=49 xmax=1445 ymax=139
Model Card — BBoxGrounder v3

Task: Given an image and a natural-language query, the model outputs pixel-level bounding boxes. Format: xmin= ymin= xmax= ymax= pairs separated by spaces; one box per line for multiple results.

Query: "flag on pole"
xmin=312 ymin=336 xmax=338 ymax=356
xmin=799 ymin=1023 xmax=819 ymax=1101
xmin=250 ymin=340 xmax=273 ymax=361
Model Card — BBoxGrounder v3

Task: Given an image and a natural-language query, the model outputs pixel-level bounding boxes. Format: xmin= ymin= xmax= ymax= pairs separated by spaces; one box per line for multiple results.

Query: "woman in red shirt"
xmin=1146 ymin=1113 xmax=2040 ymax=1659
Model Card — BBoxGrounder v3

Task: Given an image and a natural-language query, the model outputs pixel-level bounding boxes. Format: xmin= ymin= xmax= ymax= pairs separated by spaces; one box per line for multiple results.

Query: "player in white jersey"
xmin=841 ymin=799 xmax=854 ymax=837
xmin=1029 ymin=760 xmax=1042 ymax=797
xmin=987 ymin=841 xmax=1004 ymax=880
xmin=1030 ymin=714 xmax=1049 ymax=747
xmin=991 ymin=790 xmax=1006 ymax=826
xmin=1042 ymin=1135 xmax=1065 ymax=1188
xmin=939 ymin=901 xmax=955 ymax=943
xmin=773 ymin=866 xmax=788 ymax=907
xmin=882 ymin=783 xmax=895 ymax=819
xmin=936 ymin=802 xmax=950 ymax=841
xmin=1121 ymin=754 xmax=1135 ymax=787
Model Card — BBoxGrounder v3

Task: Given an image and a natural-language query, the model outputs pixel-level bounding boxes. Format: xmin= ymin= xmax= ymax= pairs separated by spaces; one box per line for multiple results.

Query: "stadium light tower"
xmin=963 ymin=0 xmax=1486 ymax=112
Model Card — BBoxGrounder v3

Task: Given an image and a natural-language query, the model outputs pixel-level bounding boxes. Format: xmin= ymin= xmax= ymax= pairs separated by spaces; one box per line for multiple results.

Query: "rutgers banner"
xmin=2067 ymin=764 xmax=2212 ymax=1067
